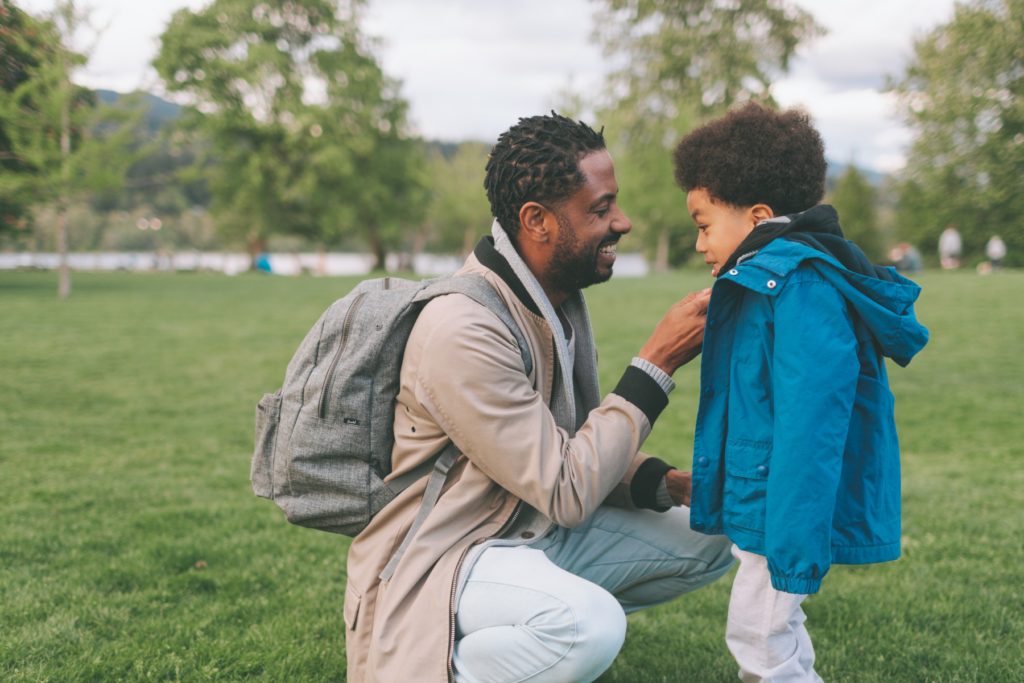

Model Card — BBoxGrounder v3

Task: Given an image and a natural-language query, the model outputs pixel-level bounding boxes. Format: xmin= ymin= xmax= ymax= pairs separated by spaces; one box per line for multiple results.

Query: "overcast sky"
xmin=19 ymin=0 xmax=956 ymax=173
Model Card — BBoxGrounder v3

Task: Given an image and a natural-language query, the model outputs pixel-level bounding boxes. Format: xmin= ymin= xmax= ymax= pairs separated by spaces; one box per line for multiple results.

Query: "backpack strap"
xmin=379 ymin=441 xmax=461 ymax=581
xmin=378 ymin=274 xmax=533 ymax=582
xmin=413 ymin=274 xmax=534 ymax=378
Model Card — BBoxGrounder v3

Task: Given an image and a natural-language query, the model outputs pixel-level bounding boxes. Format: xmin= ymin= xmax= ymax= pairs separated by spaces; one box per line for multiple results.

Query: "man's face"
xmin=546 ymin=150 xmax=632 ymax=294
xmin=687 ymin=188 xmax=756 ymax=277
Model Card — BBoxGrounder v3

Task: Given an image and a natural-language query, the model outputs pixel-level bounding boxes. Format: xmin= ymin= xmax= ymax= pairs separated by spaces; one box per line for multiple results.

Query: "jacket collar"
xmin=473 ymin=235 xmax=543 ymax=317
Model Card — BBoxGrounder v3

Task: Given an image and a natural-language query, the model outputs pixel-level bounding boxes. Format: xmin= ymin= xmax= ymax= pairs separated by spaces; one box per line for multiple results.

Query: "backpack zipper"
xmin=447 ymin=499 xmax=523 ymax=682
xmin=317 ymin=292 xmax=367 ymax=419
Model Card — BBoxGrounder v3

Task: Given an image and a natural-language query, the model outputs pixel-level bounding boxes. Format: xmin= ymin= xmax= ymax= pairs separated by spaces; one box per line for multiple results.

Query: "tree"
xmin=153 ymin=0 xmax=427 ymax=269
xmin=829 ymin=163 xmax=883 ymax=263
xmin=890 ymin=0 xmax=1024 ymax=265
xmin=0 ymin=0 xmax=141 ymax=297
xmin=590 ymin=0 xmax=823 ymax=267
xmin=0 ymin=0 xmax=51 ymax=235
xmin=425 ymin=141 xmax=492 ymax=256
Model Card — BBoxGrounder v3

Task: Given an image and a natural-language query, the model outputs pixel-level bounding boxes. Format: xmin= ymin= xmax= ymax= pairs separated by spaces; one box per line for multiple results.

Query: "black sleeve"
xmin=630 ymin=457 xmax=676 ymax=512
xmin=611 ymin=365 xmax=669 ymax=425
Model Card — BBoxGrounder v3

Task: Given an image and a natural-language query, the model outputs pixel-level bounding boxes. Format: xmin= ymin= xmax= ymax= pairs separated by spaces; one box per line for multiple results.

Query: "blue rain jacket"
xmin=690 ymin=206 xmax=929 ymax=594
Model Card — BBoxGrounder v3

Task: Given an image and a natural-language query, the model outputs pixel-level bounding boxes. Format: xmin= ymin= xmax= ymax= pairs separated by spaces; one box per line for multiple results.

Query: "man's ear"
xmin=749 ymin=203 xmax=775 ymax=226
xmin=518 ymin=202 xmax=554 ymax=244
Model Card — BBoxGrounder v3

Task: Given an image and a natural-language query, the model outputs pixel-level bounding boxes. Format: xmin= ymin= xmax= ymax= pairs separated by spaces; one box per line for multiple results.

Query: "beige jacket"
xmin=344 ymin=238 xmax=672 ymax=683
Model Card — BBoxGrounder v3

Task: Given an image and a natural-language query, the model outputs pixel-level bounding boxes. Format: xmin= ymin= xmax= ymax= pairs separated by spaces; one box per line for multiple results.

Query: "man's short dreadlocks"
xmin=484 ymin=112 xmax=606 ymax=240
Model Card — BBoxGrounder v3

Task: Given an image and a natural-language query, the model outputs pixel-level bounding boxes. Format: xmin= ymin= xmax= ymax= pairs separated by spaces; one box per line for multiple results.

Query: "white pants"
xmin=726 ymin=545 xmax=823 ymax=683
xmin=452 ymin=506 xmax=735 ymax=683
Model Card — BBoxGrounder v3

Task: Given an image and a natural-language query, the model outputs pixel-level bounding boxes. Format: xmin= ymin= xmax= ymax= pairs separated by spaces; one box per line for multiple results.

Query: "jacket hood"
xmin=727 ymin=205 xmax=929 ymax=367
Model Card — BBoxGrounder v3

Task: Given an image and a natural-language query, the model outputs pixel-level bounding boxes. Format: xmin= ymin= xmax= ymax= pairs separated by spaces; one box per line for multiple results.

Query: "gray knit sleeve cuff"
xmin=631 ymin=357 xmax=676 ymax=395
xmin=654 ymin=477 xmax=678 ymax=509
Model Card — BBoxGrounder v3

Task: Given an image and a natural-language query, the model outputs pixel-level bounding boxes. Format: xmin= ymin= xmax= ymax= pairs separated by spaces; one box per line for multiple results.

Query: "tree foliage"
xmin=153 ymin=0 xmax=428 ymax=267
xmin=890 ymin=0 xmax=1024 ymax=265
xmin=0 ymin=0 xmax=143 ymax=296
xmin=590 ymin=0 xmax=823 ymax=267
xmin=829 ymin=164 xmax=883 ymax=263
xmin=0 ymin=0 xmax=53 ymax=233
xmin=425 ymin=141 xmax=492 ymax=255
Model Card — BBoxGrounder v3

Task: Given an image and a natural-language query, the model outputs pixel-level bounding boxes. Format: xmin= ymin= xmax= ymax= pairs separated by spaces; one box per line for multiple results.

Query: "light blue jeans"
xmin=452 ymin=505 xmax=735 ymax=683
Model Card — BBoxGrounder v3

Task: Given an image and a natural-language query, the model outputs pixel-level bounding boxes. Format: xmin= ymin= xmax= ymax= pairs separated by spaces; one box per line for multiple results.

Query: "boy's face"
xmin=687 ymin=188 xmax=773 ymax=276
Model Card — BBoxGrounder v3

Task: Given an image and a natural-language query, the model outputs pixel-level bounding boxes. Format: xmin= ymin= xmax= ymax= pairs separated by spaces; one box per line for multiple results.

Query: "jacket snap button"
xmin=703 ymin=387 xmax=714 ymax=397
xmin=767 ymin=279 xmax=777 ymax=289
xmin=728 ymin=269 xmax=738 ymax=276
xmin=698 ymin=456 xmax=709 ymax=467
xmin=757 ymin=465 xmax=768 ymax=475
xmin=692 ymin=523 xmax=706 ymax=531
xmin=521 ymin=532 xmax=535 ymax=539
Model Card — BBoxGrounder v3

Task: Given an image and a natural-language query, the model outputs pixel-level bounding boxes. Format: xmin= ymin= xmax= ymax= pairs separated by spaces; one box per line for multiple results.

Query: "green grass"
xmin=1 ymin=269 xmax=1022 ymax=682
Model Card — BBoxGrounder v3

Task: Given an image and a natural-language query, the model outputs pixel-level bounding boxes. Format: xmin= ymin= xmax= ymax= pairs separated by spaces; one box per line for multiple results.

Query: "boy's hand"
xmin=666 ymin=469 xmax=692 ymax=507
xmin=638 ymin=288 xmax=712 ymax=375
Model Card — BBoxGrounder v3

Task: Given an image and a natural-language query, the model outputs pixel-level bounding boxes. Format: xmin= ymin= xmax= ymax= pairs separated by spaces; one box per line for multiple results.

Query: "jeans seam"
xmin=458 ymin=580 xmax=579 ymax=683
xmin=571 ymin=522 xmax=716 ymax=565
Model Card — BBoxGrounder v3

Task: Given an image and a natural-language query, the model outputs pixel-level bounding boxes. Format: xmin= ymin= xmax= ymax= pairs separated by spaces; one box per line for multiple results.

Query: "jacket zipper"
xmin=317 ymin=292 xmax=367 ymax=419
xmin=447 ymin=499 xmax=524 ymax=682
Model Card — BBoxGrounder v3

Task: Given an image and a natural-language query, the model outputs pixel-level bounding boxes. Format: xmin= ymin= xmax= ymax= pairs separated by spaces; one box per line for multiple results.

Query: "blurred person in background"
xmin=890 ymin=243 xmax=924 ymax=273
xmin=986 ymin=235 xmax=1006 ymax=270
xmin=939 ymin=225 xmax=962 ymax=269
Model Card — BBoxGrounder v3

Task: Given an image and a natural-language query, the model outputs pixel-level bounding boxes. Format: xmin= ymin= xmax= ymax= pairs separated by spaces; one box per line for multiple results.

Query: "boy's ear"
xmin=750 ymin=203 xmax=775 ymax=225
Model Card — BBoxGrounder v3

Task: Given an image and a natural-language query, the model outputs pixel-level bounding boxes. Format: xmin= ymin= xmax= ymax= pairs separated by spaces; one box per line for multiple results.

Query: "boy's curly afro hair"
xmin=672 ymin=102 xmax=827 ymax=217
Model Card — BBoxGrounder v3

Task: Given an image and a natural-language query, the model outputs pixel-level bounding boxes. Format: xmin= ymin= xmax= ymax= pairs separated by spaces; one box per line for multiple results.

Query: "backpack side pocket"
xmin=251 ymin=390 xmax=283 ymax=499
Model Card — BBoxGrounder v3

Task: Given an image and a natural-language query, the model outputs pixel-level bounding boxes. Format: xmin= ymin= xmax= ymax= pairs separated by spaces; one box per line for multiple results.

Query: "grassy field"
xmin=1 ymin=268 xmax=1022 ymax=682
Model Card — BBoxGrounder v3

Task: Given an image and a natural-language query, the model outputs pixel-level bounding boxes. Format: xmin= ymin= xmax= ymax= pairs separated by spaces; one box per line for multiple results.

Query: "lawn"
xmin=1 ymin=268 xmax=1022 ymax=682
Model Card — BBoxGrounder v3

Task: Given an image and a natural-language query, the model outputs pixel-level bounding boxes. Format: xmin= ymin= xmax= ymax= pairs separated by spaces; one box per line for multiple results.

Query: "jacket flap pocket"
xmin=343 ymin=581 xmax=362 ymax=631
xmin=724 ymin=438 xmax=773 ymax=479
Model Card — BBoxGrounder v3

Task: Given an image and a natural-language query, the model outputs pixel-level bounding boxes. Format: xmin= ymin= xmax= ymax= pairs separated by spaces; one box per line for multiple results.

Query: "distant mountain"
xmin=826 ymin=159 xmax=887 ymax=188
xmin=96 ymin=90 xmax=181 ymax=133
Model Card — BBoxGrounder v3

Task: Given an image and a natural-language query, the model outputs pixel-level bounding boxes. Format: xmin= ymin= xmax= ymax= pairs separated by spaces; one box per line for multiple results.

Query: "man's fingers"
xmin=690 ymin=294 xmax=710 ymax=315
xmin=679 ymin=288 xmax=712 ymax=306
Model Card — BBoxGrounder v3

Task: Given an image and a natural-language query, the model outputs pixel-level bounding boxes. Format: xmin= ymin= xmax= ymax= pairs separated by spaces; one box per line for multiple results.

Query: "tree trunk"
xmin=368 ymin=225 xmax=387 ymax=272
xmin=462 ymin=224 xmax=476 ymax=259
xmin=58 ymin=67 xmax=71 ymax=299
xmin=655 ymin=229 xmax=670 ymax=274
xmin=247 ymin=232 xmax=266 ymax=258
xmin=57 ymin=197 xmax=70 ymax=298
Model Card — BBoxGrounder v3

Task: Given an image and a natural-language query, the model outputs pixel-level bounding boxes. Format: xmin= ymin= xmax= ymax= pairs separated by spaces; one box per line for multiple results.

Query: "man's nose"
xmin=612 ymin=207 xmax=632 ymax=234
xmin=696 ymin=232 xmax=707 ymax=252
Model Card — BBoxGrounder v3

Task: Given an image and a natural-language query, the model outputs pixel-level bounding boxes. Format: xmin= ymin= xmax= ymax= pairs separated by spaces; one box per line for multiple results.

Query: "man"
xmin=344 ymin=113 xmax=734 ymax=683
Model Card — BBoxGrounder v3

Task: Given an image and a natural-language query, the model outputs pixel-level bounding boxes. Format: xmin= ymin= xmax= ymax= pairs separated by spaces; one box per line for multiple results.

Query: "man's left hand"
xmin=665 ymin=469 xmax=692 ymax=507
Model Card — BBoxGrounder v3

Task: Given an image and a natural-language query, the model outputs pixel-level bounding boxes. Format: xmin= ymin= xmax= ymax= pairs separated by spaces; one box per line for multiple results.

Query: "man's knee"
xmin=707 ymin=534 xmax=737 ymax=578
xmin=560 ymin=582 xmax=627 ymax=682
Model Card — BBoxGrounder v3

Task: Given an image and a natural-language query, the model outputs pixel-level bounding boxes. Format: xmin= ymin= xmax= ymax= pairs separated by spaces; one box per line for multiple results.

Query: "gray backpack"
xmin=250 ymin=274 xmax=533 ymax=556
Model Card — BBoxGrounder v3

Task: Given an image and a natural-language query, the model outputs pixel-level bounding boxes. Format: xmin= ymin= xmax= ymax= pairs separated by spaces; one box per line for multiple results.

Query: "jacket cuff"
xmin=769 ymin=575 xmax=822 ymax=595
xmin=612 ymin=366 xmax=670 ymax=426
xmin=630 ymin=457 xmax=675 ymax=511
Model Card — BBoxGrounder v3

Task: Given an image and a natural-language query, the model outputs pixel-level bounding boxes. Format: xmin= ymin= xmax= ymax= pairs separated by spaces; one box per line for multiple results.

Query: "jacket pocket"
xmin=251 ymin=390 xmax=282 ymax=499
xmin=344 ymin=581 xmax=362 ymax=631
xmin=723 ymin=439 xmax=772 ymax=533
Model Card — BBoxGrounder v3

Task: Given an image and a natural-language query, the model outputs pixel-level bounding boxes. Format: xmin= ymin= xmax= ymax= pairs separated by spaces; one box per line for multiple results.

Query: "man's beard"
xmin=546 ymin=213 xmax=615 ymax=295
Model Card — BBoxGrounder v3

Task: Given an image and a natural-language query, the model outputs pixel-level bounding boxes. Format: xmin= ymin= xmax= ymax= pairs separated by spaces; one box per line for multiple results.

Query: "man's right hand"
xmin=637 ymin=288 xmax=712 ymax=376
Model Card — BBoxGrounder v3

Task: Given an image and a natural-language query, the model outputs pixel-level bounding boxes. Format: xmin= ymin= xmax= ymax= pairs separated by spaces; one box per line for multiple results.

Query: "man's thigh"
xmin=535 ymin=505 xmax=735 ymax=613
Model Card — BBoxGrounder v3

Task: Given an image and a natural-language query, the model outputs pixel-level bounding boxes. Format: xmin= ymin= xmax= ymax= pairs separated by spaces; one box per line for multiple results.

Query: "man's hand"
xmin=638 ymin=288 xmax=712 ymax=376
xmin=666 ymin=469 xmax=692 ymax=507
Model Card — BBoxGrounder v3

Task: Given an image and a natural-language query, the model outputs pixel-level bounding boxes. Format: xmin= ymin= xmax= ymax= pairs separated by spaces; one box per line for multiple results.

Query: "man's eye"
xmin=698 ymin=225 xmax=707 ymax=231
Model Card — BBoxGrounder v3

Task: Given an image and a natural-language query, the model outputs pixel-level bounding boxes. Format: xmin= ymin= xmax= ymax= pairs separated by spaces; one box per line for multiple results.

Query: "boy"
xmin=672 ymin=103 xmax=929 ymax=682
